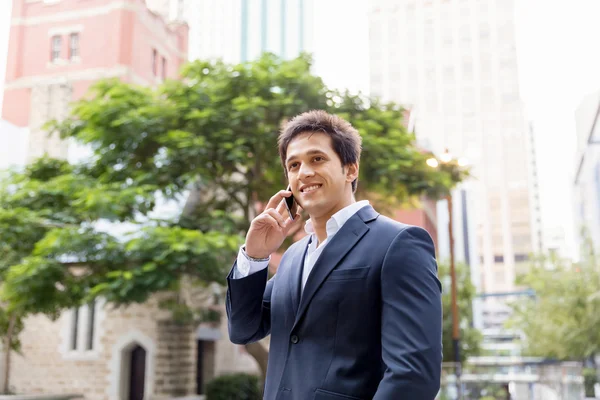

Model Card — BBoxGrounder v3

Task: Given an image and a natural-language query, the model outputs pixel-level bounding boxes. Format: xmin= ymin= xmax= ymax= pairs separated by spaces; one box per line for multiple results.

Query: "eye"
xmin=313 ymin=156 xmax=325 ymax=162
xmin=288 ymin=162 xmax=299 ymax=171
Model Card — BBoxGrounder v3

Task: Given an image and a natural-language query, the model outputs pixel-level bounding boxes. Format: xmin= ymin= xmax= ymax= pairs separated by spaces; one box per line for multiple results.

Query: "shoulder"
xmin=371 ymin=215 xmax=435 ymax=248
xmin=371 ymin=214 xmax=425 ymax=235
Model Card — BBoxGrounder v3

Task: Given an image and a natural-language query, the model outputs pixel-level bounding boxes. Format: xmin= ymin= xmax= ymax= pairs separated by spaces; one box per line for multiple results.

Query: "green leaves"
xmin=0 ymin=207 xmax=50 ymax=273
xmin=0 ymin=52 xmax=466 ymax=327
xmin=508 ymin=253 xmax=600 ymax=360
xmin=1 ymin=157 xmax=157 ymax=223
xmin=438 ymin=261 xmax=482 ymax=363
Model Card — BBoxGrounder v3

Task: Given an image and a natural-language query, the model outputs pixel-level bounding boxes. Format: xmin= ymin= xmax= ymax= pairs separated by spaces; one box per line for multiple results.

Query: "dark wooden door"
xmin=196 ymin=340 xmax=204 ymax=394
xmin=129 ymin=345 xmax=146 ymax=400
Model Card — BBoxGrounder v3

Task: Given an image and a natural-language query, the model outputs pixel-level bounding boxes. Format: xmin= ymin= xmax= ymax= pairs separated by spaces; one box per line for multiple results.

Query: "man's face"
xmin=284 ymin=132 xmax=358 ymax=219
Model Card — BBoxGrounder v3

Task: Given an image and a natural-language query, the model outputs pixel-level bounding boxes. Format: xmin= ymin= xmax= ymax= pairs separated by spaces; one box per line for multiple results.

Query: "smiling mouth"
xmin=300 ymin=184 xmax=322 ymax=194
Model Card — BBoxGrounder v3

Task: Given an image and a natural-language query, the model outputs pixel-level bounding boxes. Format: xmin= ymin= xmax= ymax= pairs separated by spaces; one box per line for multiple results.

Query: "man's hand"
xmin=245 ymin=190 xmax=303 ymax=259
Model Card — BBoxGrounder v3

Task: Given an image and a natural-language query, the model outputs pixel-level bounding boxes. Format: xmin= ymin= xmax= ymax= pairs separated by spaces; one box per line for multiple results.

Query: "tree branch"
xmin=213 ymin=176 xmax=247 ymax=212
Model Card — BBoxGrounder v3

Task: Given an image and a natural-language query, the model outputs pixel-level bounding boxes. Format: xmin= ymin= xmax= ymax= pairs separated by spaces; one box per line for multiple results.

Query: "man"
xmin=226 ymin=110 xmax=442 ymax=400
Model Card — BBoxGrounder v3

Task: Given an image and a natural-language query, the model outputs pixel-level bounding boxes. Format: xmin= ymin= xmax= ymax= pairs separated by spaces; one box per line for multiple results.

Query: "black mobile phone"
xmin=285 ymin=186 xmax=298 ymax=220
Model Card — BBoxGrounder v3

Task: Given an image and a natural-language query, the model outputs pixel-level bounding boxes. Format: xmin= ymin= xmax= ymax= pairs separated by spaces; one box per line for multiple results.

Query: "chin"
xmin=300 ymin=201 xmax=318 ymax=215
xmin=304 ymin=202 xmax=331 ymax=218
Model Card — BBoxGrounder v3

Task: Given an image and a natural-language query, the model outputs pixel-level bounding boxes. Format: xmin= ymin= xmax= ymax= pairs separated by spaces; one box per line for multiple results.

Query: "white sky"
xmin=2 ymin=0 xmax=600 ymax=257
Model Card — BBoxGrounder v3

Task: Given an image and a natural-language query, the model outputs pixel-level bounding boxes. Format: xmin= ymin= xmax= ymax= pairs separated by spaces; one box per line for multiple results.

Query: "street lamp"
xmin=426 ymin=158 xmax=440 ymax=168
xmin=427 ymin=148 xmax=464 ymax=398
xmin=440 ymin=151 xmax=453 ymax=164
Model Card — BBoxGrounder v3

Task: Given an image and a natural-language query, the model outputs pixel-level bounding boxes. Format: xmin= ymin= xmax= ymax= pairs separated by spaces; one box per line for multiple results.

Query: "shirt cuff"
xmin=232 ymin=245 xmax=270 ymax=279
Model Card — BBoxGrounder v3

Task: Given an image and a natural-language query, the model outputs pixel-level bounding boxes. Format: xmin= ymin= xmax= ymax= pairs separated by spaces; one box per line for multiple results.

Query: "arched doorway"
xmin=109 ymin=331 xmax=155 ymax=400
xmin=129 ymin=345 xmax=146 ymax=400
xmin=117 ymin=342 xmax=148 ymax=400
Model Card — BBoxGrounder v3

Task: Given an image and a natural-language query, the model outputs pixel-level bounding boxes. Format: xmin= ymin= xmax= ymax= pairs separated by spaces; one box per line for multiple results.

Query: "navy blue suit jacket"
xmin=226 ymin=205 xmax=442 ymax=400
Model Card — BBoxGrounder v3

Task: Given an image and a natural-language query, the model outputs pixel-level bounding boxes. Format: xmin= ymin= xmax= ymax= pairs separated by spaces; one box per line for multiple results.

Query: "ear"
xmin=345 ymin=163 xmax=359 ymax=184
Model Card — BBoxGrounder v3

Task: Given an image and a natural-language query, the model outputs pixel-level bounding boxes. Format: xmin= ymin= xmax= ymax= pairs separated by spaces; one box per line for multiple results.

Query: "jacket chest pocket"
xmin=326 ymin=266 xmax=370 ymax=282
xmin=315 ymin=266 xmax=371 ymax=309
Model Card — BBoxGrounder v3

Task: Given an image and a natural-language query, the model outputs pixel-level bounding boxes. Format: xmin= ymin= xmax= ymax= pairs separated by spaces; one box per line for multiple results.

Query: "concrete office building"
xmin=368 ymin=0 xmax=542 ymax=329
xmin=574 ymin=90 xmax=600 ymax=253
xmin=146 ymin=0 xmax=315 ymax=63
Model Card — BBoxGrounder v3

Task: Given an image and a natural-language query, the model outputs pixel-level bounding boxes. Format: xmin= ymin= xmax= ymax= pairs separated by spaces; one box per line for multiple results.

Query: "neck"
xmin=310 ymin=196 xmax=355 ymax=245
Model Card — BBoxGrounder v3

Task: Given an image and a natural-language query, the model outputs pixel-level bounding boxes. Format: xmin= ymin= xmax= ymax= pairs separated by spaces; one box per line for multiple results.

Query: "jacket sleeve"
xmin=226 ymin=261 xmax=274 ymax=345
xmin=373 ymin=226 xmax=443 ymax=400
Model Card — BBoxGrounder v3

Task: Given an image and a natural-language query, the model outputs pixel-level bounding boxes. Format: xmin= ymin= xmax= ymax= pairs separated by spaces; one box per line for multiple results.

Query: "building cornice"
xmin=12 ymin=1 xmax=187 ymax=60
xmin=4 ymin=65 xmax=151 ymax=90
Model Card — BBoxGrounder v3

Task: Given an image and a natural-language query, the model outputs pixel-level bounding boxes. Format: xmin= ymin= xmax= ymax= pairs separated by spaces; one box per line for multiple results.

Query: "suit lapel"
xmin=292 ymin=206 xmax=379 ymax=330
xmin=285 ymin=236 xmax=310 ymax=315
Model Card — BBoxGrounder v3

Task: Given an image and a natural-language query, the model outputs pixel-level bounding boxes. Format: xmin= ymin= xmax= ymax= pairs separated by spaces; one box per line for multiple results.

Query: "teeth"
xmin=302 ymin=185 xmax=321 ymax=193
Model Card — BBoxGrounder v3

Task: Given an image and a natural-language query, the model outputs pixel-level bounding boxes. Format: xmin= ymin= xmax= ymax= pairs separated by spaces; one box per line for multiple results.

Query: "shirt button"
xmin=290 ymin=335 xmax=299 ymax=344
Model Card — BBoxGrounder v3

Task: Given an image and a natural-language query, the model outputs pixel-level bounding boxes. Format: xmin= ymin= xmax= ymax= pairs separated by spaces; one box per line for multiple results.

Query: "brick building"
xmin=1 ymin=1 xmax=258 ymax=399
xmin=2 ymin=0 xmax=189 ymax=160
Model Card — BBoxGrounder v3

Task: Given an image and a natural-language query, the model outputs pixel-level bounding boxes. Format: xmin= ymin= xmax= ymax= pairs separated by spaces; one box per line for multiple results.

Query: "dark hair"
xmin=278 ymin=110 xmax=362 ymax=192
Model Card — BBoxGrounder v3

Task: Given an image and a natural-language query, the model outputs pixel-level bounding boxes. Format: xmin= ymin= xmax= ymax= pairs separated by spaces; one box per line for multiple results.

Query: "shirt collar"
xmin=304 ymin=200 xmax=370 ymax=238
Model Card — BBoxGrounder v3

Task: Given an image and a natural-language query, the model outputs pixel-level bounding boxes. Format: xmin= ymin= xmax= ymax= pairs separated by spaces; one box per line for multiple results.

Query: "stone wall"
xmin=154 ymin=321 xmax=196 ymax=397
xmin=9 ymin=298 xmax=164 ymax=399
xmin=5 ymin=292 xmax=259 ymax=400
xmin=27 ymin=83 xmax=72 ymax=161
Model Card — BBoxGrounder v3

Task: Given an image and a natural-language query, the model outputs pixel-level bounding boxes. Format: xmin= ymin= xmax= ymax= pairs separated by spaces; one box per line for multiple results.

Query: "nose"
xmin=298 ymin=162 xmax=315 ymax=179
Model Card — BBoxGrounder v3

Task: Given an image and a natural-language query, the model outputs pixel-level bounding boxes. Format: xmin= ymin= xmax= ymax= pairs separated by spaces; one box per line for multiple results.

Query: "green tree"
xmin=0 ymin=53 xmax=466 ymax=387
xmin=508 ymin=240 xmax=600 ymax=396
xmin=0 ymin=307 xmax=24 ymax=394
xmin=509 ymin=253 xmax=600 ymax=360
xmin=438 ymin=261 xmax=482 ymax=363
xmin=0 ymin=195 xmax=46 ymax=393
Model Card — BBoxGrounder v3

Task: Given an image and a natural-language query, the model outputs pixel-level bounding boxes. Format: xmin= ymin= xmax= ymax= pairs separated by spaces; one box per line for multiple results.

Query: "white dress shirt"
xmin=233 ymin=200 xmax=370 ymax=292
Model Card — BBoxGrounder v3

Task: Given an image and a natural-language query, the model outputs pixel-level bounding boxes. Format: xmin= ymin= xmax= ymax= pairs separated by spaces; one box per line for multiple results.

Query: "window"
xmin=60 ymin=298 xmax=105 ymax=360
xmin=86 ymin=300 xmax=95 ymax=350
xmin=162 ymin=56 xmax=167 ymax=80
xmin=479 ymin=23 xmax=490 ymax=40
xmin=152 ymin=48 xmax=158 ymax=75
xmin=50 ymin=35 xmax=61 ymax=62
xmin=514 ymin=254 xmax=529 ymax=262
xmin=460 ymin=25 xmax=470 ymax=41
xmin=70 ymin=307 xmax=79 ymax=350
xmin=444 ymin=66 xmax=454 ymax=82
xmin=463 ymin=62 xmax=473 ymax=80
xmin=69 ymin=33 xmax=79 ymax=60
xmin=68 ymin=299 xmax=97 ymax=352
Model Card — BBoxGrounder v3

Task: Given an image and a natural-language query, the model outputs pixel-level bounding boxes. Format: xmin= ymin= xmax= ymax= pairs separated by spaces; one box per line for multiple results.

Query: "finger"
xmin=276 ymin=198 xmax=287 ymax=215
xmin=256 ymin=213 xmax=283 ymax=232
xmin=265 ymin=189 xmax=292 ymax=210
xmin=265 ymin=208 xmax=286 ymax=228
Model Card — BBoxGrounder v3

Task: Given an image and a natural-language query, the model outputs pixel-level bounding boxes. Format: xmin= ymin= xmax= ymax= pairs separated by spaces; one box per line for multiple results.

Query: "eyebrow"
xmin=286 ymin=149 xmax=327 ymax=164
